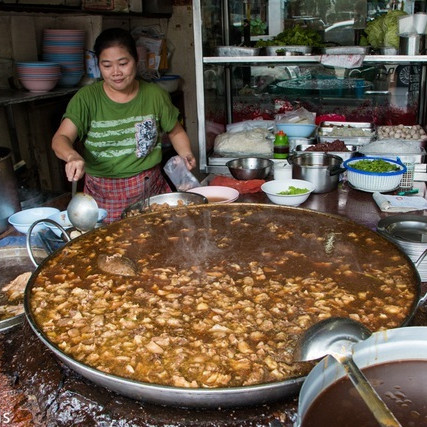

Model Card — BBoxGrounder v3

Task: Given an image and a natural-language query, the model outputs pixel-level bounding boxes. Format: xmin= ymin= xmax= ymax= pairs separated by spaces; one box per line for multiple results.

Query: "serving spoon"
xmin=67 ymin=191 xmax=99 ymax=233
xmin=294 ymin=317 xmax=402 ymax=427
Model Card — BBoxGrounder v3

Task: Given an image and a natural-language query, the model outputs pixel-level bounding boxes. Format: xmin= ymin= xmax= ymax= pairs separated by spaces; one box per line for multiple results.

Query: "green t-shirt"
xmin=64 ymin=80 xmax=179 ymax=178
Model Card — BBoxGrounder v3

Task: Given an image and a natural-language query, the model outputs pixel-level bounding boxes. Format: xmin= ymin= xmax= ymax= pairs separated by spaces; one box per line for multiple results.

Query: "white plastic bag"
xmin=163 ymin=156 xmax=200 ymax=191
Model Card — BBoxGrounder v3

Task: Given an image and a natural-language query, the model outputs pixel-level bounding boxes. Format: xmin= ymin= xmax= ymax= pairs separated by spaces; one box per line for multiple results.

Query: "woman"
xmin=52 ymin=28 xmax=196 ymax=223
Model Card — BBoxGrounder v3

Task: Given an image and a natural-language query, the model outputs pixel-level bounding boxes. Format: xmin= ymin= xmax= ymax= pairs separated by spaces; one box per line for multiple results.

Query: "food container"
xmin=0 ymin=246 xmax=47 ymax=332
xmin=343 ymin=157 xmax=406 ymax=193
xmin=296 ymin=326 xmax=427 ymax=427
xmin=264 ymin=45 xmax=312 ymax=56
xmin=321 ymin=46 xmax=370 ymax=55
xmin=215 ymin=46 xmax=261 ymax=56
xmin=287 ymin=152 xmax=345 ymax=193
xmin=24 ymin=204 xmax=420 ymax=408
xmin=318 ymin=121 xmax=375 ymax=146
xmin=295 ymin=144 xmax=357 ymax=162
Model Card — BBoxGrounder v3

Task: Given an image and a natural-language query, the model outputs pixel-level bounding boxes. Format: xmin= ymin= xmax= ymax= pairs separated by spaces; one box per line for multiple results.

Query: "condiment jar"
xmin=274 ymin=130 xmax=289 ymax=159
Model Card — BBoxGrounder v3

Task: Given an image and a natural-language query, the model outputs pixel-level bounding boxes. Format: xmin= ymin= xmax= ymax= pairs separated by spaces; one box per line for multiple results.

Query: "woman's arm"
xmin=167 ymin=122 xmax=197 ymax=170
xmin=52 ymin=118 xmax=85 ymax=181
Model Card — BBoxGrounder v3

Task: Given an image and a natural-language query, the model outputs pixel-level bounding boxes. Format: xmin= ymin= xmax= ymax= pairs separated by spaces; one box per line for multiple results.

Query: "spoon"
xmin=67 ymin=192 xmax=99 ymax=233
xmin=294 ymin=317 xmax=402 ymax=427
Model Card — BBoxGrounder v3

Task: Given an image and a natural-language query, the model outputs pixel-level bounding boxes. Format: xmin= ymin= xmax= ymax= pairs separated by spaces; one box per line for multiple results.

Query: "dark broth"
xmin=302 ymin=360 xmax=427 ymax=427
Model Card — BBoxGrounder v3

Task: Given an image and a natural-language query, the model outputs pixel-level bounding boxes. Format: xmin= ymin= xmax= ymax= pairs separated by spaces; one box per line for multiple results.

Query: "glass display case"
xmin=193 ymin=0 xmax=427 ymax=174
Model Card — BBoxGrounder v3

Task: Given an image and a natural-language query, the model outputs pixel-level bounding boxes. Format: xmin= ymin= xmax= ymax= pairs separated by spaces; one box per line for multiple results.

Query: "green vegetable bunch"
xmin=278 ymin=186 xmax=310 ymax=195
xmin=255 ymin=25 xmax=323 ymax=48
xmin=362 ymin=10 xmax=407 ymax=49
xmin=350 ymin=159 xmax=400 ymax=173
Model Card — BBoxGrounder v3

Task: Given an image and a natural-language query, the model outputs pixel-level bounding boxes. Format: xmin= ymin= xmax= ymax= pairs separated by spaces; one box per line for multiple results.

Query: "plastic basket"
xmin=343 ymin=157 xmax=406 ymax=192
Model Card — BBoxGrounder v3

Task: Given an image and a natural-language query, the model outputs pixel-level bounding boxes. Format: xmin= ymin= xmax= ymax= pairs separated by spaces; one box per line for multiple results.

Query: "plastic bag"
xmin=163 ymin=156 xmax=200 ymax=191
xmin=275 ymin=107 xmax=316 ymax=125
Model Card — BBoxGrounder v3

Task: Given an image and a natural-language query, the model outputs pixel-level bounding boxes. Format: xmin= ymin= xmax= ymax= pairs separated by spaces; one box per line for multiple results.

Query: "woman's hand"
xmin=182 ymin=153 xmax=196 ymax=170
xmin=65 ymin=152 xmax=85 ymax=182
xmin=168 ymin=122 xmax=197 ymax=171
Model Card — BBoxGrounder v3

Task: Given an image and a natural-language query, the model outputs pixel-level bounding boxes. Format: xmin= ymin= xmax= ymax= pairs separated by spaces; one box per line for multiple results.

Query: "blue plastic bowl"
xmin=276 ymin=123 xmax=317 ymax=138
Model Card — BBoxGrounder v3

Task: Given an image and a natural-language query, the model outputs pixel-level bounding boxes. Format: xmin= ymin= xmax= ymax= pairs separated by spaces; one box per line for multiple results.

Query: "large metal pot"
xmin=288 ymin=152 xmax=344 ymax=193
xmin=0 ymin=147 xmax=20 ymax=233
xmin=296 ymin=326 xmax=427 ymax=426
xmin=24 ymin=204 xmax=421 ymax=408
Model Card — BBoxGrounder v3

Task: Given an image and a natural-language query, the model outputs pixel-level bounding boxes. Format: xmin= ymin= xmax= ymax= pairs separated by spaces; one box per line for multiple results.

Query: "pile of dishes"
xmin=42 ymin=29 xmax=85 ymax=87
xmin=16 ymin=61 xmax=61 ymax=93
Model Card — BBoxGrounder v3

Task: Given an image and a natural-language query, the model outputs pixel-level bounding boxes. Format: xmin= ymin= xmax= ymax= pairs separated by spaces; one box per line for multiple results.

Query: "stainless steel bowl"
xmin=226 ymin=157 xmax=273 ymax=180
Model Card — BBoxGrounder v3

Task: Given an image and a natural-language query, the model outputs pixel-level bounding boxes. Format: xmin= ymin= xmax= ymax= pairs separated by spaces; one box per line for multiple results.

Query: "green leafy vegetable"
xmin=350 ymin=159 xmax=400 ymax=173
xmin=278 ymin=186 xmax=310 ymax=195
xmin=364 ymin=10 xmax=407 ymax=49
xmin=255 ymin=25 xmax=323 ymax=48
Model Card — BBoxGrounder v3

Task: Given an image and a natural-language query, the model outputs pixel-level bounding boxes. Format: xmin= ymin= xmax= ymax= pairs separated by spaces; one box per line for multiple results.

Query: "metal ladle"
xmin=294 ymin=317 xmax=402 ymax=427
xmin=67 ymin=191 xmax=99 ymax=233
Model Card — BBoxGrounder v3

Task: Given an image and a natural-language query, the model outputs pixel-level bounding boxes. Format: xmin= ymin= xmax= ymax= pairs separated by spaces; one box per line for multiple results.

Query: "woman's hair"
xmin=94 ymin=28 xmax=138 ymax=62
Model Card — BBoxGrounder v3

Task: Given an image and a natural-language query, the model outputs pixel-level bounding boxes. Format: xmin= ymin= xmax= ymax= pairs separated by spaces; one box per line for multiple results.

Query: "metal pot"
xmin=24 ymin=204 xmax=421 ymax=408
xmin=0 ymin=147 xmax=20 ymax=233
xmin=288 ymin=152 xmax=345 ymax=193
xmin=296 ymin=326 xmax=427 ymax=426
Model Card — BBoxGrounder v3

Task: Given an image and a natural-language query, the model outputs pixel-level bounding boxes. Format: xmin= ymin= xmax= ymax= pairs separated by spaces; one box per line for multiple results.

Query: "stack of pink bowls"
xmin=43 ymin=29 xmax=85 ymax=87
xmin=16 ymin=62 xmax=61 ymax=93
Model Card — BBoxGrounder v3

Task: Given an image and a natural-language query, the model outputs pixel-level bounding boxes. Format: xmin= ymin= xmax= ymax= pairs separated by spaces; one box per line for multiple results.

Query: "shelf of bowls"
xmin=16 ymin=29 xmax=85 ymax=93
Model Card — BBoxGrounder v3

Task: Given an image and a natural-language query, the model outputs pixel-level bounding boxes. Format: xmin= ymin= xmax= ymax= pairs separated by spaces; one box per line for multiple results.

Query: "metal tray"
xmin=0 ymin=246 xmax=47 ymax=332
xmin=318 ymin=135 xmax=374 ymax=146
xmin=321 ymin=46 xmax=370 ymax=55
xmin=318 ymin=122 xmax=375 ymax=145
xmin=319 ymin=121 xmax=375 ymax=129
xmin=265 ymin=45 xmax=312 ymax=56
xmin=215 ymin=46 xmax=261 ymax=56
xmin=294 ymin=144 xmax=358 ymax=161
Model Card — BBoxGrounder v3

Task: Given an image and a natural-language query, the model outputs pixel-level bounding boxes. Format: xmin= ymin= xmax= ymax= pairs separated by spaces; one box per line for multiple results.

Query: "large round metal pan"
xmin=0 ymin=246 xmax=47 ymax=332
xmin=24 ymin=204 xmax=421 ymax=408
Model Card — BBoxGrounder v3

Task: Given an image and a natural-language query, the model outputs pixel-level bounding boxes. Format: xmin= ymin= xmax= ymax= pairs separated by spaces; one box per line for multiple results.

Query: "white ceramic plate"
xmin=188 ymin=186 xmax=239 ymax=204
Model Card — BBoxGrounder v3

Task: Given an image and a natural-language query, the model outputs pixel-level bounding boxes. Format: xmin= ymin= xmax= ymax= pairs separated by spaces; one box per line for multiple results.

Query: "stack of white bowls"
xmin=43 ymin=29 xmax=85 ymax=87
xmin=16 ymin=61 xmax=61 ymax=93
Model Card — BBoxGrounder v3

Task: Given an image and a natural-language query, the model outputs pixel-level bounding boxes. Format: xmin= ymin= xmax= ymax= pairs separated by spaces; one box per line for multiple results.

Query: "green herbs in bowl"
xmin=261 ymin=179 xmax=315 ymax=206
xmin=278 ymin=186 xmax=310 ymax=195
xmin=343 ymin=156 xmax=406 ymax=192
xmin=350 ymin=159 xmax=400 ymax=173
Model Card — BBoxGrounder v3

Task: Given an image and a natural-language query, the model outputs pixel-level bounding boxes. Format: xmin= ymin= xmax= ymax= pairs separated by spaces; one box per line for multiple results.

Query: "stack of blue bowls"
xmin=43 ymin=29 xmax=85 ymax=87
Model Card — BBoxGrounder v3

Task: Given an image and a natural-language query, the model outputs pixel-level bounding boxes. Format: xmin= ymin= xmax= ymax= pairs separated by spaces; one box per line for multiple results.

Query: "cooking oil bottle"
xmin=273 ymin=130 xmax=289 ymax=159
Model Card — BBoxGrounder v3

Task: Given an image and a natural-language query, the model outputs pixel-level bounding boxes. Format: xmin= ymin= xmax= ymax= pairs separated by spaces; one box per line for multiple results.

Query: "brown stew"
xmin=29 ymin=204 xmax=418 ymax=389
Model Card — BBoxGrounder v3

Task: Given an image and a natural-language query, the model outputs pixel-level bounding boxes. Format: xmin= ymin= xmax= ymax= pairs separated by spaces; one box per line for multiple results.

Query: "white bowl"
xmin=188 ymin=186 xmax=239 ymax=204
xmin=46 ymin=209 xmax=108 ymax=237
xmin=153 ymin=74 xmax=180 ymax=93
xmin=261 ymin=179 xmax=315 ymax=206
xmin=275 ymin=123 xmax=317 ymax=138
xmin=8 ymin=207 xmax=60 ymax=234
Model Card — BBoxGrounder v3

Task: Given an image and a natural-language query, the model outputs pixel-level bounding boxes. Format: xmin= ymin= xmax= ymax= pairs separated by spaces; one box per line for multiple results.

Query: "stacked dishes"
xmin=377 ymin=215 xmax=427 ymax=281
xmin=16 ymin=62 xmax=61 ymax=93
xmin=43 ymin=29 xmax=85 ymax=87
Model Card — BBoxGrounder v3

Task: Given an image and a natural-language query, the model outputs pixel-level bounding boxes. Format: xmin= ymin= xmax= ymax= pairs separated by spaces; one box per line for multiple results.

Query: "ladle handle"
xmin=342 ymin=357 xmax=402 ymax=427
